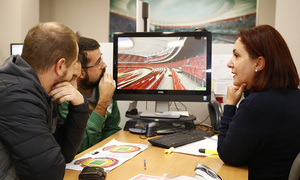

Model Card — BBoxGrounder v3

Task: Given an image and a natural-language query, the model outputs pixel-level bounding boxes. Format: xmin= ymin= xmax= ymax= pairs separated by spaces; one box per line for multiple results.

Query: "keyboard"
xmin=148 ymin=129 xmax=214 ymax=148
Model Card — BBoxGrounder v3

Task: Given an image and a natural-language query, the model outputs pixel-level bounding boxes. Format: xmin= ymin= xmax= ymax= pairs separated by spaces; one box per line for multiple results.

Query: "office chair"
xmin=289 ymin=152 xmax=300 ymax=180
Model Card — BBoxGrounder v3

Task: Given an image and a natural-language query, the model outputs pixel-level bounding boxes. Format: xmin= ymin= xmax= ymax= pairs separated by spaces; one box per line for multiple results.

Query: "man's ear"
xmin=55 ymin=58 xmax=67 ymax=76
xmin=80 ymin=68 xmax=86 ymax=79
xmin=256 ymin=56 xmax=265 ymax=71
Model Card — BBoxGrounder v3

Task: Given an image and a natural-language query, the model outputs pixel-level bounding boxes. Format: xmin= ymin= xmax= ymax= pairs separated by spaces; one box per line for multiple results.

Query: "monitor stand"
xmin=140 ymin=101 xmax=180 ymax=119
xmin=125 ymin=116 xmax=196 ymax=135
xmin=155 ymin=101 xmax=169 ymax=112
xmin=125 ymin=114 xmax=196 ymax=136
xmin=128 ymin=126 xmax=175 ymax=134
xmin=124 ymin=100 xmax=195 ymax=135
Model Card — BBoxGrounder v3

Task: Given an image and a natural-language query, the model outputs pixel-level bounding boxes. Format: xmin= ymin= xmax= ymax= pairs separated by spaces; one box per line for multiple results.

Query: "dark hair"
xmin=239 ymin=25 xmax=299 ymax=91
xmin=78 ymin=37 xmax=100 ymax=67
xmin=21 ymin=22 xmax=78 ymax=73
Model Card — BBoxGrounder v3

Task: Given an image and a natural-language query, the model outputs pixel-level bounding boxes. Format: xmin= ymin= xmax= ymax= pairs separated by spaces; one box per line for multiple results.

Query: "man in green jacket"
xmin=59 ymin=37 xmax=121 ymax=153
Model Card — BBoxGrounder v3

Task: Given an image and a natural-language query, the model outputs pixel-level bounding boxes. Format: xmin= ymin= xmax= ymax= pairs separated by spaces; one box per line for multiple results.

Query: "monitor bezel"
xmin=112 ymin=31 xmax=212 ymax=102
xmin=10 ymin=43 xmax=23 ymax=55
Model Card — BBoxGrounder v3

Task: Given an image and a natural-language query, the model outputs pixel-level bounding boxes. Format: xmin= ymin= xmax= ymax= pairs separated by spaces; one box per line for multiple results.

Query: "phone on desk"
xmin=208 ymin=101 xmax=222 ymax=133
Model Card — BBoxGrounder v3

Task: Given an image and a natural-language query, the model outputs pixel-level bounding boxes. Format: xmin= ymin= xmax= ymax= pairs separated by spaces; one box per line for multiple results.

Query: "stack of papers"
xmin=173 ymin=136 xmax=218 ymax=156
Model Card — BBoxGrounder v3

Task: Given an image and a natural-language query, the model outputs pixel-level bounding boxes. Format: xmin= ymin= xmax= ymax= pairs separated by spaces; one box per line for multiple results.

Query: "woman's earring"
xmin=255 ymin=69 xmax=258 ymax=72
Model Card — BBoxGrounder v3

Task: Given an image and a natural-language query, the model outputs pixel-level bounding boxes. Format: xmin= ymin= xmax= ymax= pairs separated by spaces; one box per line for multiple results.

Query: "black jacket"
xmin=0 ymin=55 xmax=89 ymax=180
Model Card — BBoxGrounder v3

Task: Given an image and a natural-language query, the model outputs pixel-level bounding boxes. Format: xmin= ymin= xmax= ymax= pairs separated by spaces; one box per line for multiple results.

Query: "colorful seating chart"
xmin=66 ymin=139 xmax=150 ymax=172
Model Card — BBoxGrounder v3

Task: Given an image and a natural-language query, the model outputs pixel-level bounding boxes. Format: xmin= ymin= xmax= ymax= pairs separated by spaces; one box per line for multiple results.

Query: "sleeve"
xmin=77 ymin=111 xmax=107 ymax=153
xmin=58 ymin=101 xmax=69 ymax=120
xmin=101 ymin=100 xmax=122 ymax=140
xmin=54 ymin=98 xmax=89 ymax=162
xmin=77 ymin=101 xmax=122 ymax=153
xmin=58 ymin=100 xmax=121 ymax=154
xmin=58 ymin=100 xmax=107 ymax=154
xmin=217 ymin=102 xmax=263 ymax=166
xmin=0 ymin=89 xmax=65 ymax=180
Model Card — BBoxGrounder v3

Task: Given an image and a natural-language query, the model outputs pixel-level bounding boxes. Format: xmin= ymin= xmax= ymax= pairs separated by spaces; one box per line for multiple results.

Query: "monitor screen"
xmin=10 ymin=43 xmax=23 ymax=55
xmin=113 ymin=31 xmax=212 ymax=103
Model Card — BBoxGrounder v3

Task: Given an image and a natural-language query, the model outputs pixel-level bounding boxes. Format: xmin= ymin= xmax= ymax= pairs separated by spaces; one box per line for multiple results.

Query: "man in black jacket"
xmin=0 ymin=22 xmax=89 ymax=180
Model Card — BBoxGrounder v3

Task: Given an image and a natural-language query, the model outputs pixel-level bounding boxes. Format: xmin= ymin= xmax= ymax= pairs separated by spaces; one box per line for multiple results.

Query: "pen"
xmin=144 ymin=159 xmax=146 ymax=170
xmin=199 ymin=148 xmax=218 ymax=155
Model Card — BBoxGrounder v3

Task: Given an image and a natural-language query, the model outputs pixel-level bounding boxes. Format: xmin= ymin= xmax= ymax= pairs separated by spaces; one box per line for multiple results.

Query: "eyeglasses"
xmin=82 ymin=55 xmax=104 ymax=69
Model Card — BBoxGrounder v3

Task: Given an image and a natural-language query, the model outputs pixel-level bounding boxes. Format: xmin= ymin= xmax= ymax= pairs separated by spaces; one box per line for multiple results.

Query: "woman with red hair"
xmin=218 ymin=25 xmax=300 ymax=180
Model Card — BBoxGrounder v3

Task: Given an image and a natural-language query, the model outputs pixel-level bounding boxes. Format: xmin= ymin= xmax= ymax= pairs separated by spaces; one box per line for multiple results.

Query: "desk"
xmin=64 ymin=130 xmax=248 ymax=180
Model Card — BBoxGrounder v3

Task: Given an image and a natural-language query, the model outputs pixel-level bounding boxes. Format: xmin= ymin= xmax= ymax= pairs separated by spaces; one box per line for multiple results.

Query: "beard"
xmin=50 ymin=69 xmax=69 ymax=93
xmin=79 ymin=68 xmax=106 ymax=90
xmin=54 ymin=69 xmax=68 ymax=85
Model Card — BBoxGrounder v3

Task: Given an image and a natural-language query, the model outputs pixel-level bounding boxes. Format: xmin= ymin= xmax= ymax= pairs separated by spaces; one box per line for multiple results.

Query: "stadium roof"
xmin=110 ymin=0 xmax=257 ymax=27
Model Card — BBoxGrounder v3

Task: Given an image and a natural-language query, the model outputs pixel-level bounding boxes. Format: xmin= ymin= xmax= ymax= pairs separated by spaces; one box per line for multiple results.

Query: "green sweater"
xmin=59 ymin=99 xmax=121 ymax=153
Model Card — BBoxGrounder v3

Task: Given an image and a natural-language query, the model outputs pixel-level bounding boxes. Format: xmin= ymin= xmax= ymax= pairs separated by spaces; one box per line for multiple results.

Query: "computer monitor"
xmin=113 ymin=31 xmax=212 ymax=113
xmin=10 ymin=43 xmax=23 ymax=55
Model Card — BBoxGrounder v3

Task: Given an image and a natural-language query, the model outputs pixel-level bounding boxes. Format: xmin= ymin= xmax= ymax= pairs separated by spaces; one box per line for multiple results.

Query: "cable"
xmin=196 ymin=114 xmax=210 ymax=125
xmin=145 ymin=101 xmax=148 ymax=111
xmin=174 ymin=101 xmax=179 ymax=111
xmin=138 ymin=122 xmax=148 ymax=139
xmin=178 ymin=101 xmax=187 ymax=111
xmin=161 ymin=122 xmax=183 ymax=132
xmin=171 ymin=101 xmax=187 ymax=111
xmin=195 ymin=114 xmax=213 ymax=132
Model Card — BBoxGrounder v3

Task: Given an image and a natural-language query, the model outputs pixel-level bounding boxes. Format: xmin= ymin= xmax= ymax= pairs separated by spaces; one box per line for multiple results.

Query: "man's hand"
xmin=226 ymin=83 xmax=247 ymax=106
xmin=95 ymin=73 xmax=116 ymax=116
xmin=49 ymin=82 xmax=84 ymax=106
xmin=98 ymin=72 xmax=116 ymax=106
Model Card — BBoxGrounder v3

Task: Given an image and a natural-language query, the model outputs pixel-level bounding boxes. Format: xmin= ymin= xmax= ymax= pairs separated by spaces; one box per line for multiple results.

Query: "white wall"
xmin=257 ymin=0 xmax=300 ymax=76
xmin=39 ymin=0 xmax=109 ymax=43
xmin=257 ymin=0 xmax=276 ymax=27
xmin=0 ymin=0 xmax=39 ymax=64
xmin=0 ymin=0 xmax=109 ymax=65
xmin=275 ymin=0 xmax=300 ymax=75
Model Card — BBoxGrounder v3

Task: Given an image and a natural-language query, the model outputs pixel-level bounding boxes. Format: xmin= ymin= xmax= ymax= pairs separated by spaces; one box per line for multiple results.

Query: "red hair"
xmin=239 ymin=25 xmax=299 ymax=91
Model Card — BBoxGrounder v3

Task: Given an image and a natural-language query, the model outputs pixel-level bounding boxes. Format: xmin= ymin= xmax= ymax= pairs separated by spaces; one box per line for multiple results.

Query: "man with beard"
xmin=59 ymin=37 xmax=121 ymax=153
xmin=0 ymin=22 xmax=89 ymax=179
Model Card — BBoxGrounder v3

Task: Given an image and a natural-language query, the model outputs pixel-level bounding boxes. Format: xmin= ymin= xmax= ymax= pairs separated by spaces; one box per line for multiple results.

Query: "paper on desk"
xmin=166 ymin=111 xmax=189 ymax=116
xmin=129 ymin=174 xmax=199 ymax=180
xmin=173 ymin=136 xmax=218 ymax=156
xmin=66 ymin=139 xmax=150 ymax=172
xmin=162 ymin=174 xmax=199 ymax=180
xmin=129 ymin=174 xmax=162 ymax=180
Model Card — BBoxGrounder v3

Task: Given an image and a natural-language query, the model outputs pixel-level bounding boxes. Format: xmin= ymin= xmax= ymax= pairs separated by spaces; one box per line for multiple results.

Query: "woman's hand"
xmin=226 ymin=83 xmax=247 ymax=106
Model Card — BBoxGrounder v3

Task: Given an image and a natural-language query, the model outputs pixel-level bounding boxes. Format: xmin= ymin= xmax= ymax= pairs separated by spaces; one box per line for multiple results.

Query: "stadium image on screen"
xmin=116 ymin=36 xmax=208 ymax=91
xmin=113 ymin=31 xmax=212 ymax=103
